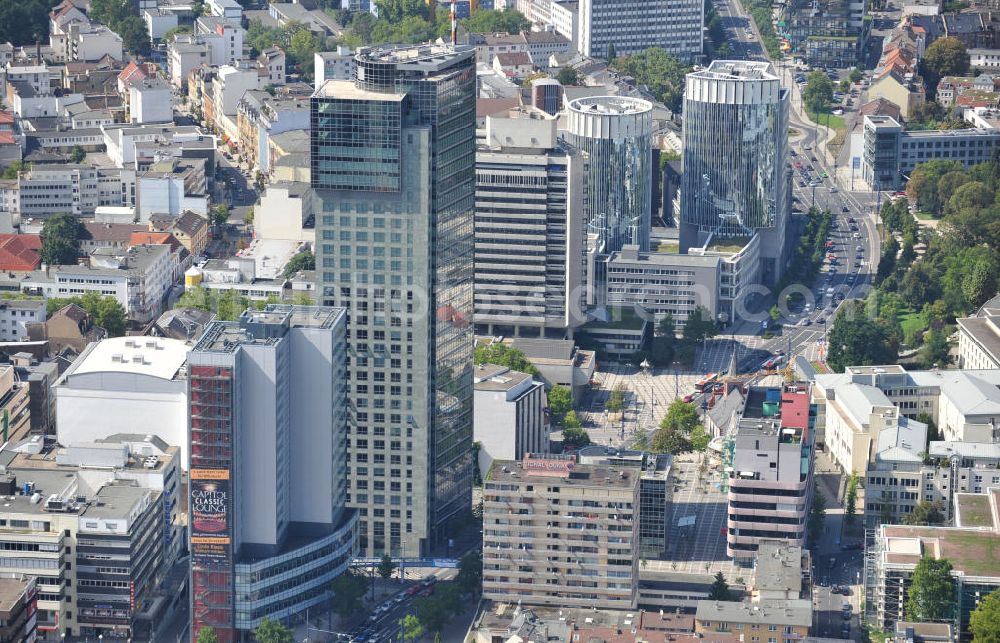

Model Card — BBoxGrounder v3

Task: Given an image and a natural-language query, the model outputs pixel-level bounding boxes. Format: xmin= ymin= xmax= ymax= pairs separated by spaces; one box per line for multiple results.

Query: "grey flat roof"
xmin=957 ymin=315 xmax=1000 ymax=363
xmin=474 ymin=363 xmax=532 ymax=391
xmin=695 ymin=599 xmax=812 ymax=627
xmin=488 ymin=458 xmax=639 ymax=489
xmin=80 ymin=485 xmax=150 ymax=520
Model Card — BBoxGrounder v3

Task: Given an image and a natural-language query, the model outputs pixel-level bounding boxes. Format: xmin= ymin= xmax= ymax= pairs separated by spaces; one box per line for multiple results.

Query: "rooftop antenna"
xmin=450 ymin=0 xmax=457 ymax=46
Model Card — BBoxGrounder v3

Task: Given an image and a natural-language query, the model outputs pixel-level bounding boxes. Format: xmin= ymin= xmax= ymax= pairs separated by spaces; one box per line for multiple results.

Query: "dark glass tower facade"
xmin=311 ymin=45 xmax=476 ymax=557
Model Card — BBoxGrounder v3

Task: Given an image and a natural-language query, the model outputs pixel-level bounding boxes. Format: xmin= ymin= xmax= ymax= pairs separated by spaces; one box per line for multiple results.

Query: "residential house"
xmin=149 ymin=209 xmax=209 ymax=257
xmin=493 ymin=51 xmax=534 ymax=79
xmin=257 ymin=47 xmax=286 ymax=86
xmin=25 ymin=303 xmax=106 ymax=353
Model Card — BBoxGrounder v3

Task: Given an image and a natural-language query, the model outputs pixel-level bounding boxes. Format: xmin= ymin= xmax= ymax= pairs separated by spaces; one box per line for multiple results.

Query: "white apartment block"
xmin=970 ymin=48 xmax=1000 ymax=69
xmin=957 ymin=305 xmax=1000 ymax=369
xmin=814 ymin=365 xmax=1000 ymax=475
xmin=23 ymin=244 xmax=176 ymax=323
xmin=18 ymin=165 xmax=99 ymax=218
xmin=578 ymin=0 xmax=703 ymax=58
xmin=0 ymin=299 xmax=46 ymax=341
xmin=314 ymin=48 xmax=357 ymax=91
xmin=168 ymin=36 xmax=211 ymax=89
xmin=195 ymin=15 xmax=245 ymax=66
xmin=472 ymin=363 xmax=547 ymax=479
xmin=129 ymin=78 xmax=173 ymax=124
xmin=71 ymin=25 xmax=124 ymax=62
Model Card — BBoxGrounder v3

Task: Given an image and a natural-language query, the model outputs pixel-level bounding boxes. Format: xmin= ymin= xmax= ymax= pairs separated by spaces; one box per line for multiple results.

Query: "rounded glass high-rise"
xmin=567 ymin=96 xmax=653 ymax=254
xmin=681 ymin=61 xmax=788 ymax=238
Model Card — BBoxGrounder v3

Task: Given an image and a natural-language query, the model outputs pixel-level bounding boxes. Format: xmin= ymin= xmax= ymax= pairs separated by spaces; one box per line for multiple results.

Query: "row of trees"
xmin=827 ymin=152 xmax=1000 ymax=372
xmin=246 ymin=20 xmax=331 ymax=79
xmin=609 ymin=48 xmax=691 ymax=113
xmin=777 ymin=208 xmax=833 ymax=296
xmin=645 ymin=399 xmax=709 ymax=454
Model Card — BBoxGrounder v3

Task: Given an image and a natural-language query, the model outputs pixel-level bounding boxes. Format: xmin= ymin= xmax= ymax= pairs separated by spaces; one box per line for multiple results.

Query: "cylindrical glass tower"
xmin=681 ymin=61 xmax=788 ymax=238
xmin=566 ymin=96 xmax=653 ymax=254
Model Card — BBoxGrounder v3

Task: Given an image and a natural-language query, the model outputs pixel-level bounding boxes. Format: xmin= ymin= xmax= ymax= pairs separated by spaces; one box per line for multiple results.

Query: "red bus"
xmin=694 ymin=373 xmax=718 ymax=393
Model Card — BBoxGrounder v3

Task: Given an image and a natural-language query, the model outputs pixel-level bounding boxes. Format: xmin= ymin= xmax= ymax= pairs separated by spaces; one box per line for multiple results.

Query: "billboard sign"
xmin=190 ymin=468 xmax=231 ymax=569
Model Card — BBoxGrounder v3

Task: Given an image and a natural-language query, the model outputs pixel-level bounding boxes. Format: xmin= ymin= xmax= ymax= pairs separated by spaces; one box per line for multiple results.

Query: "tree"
xmin=282 ymin=250 xmax=315 ymax=278
xmin=690 ymin=425 xmax=710 ymax=452
xmin=610 ymin=47 xmax=691 ymax=112
xmin=244 ymin=206 xmax=254 ymax=226
xmin=920 ymin=328 xmax=951 ymax=368
xmin=215 ymin=289 xmax=245 ymax=321
xmin=606 ymin=42 xmax=616 ymax=61
xmin=400 ymin=614 xmax=424 ymax=642
xmin=651 ymin=425 xmax=691 ymax=454
xmin=547 ymin=385 xmax=572 ymax=422
xmin=118 ymin=15 xmax=151 ymax=56
xmin=95 ymin=296 xmax=127 ymax=336
xmin=849 ymin=67 xmax=863 ymax=83
xmin=923 ymin=37 xmax=970 ymax=94
xmin=808 ymin=488 xmax=826 ymax=544
xmin=906 ymin=557 xmax=954 ymax=622
xmin=456 ymin=550 xmax=482 ymax=595
xmin=683 ymin=305 xmax=717 ymax=342
xmin=40 ymin=213 xmax=83 ymax=266
xmin=605 ymin=384 xmax=627 ymax=413
xmin=662 ymin=399 xmax=700 ymax=434
xmin=254 ymin=617 xmax=293 ymax=643
xmin=0 ymin=0 xmax=60 ymax=46
xmin=196 ymin=628 xmax=219 ymax=643
xmin=556 ymin=66 xmax=579 ymax=86
xmin=460 ymin=8 xmax=530 ymax=34
xmin=709 ymin=571 xmax=733 ymax=601
xmin=904 ymin=501 xmax=945 ymax=526
xmin=377 ymin=553 xmax=396 ymax=581
xmin=802 ymin=71 xmax=834 ymax=116
xmin=70 ymin=145 xmax=86 ymax=163
xmin=562 ymin=410 xmax=582 ymax=430
xmin=845 ymin=472 xmax=859 ymax=524
xmin=210 ymin=204 xmax=229 ymax=227
xmin=414 ymin=583 xmax=460 ymax=633
xmin=562 ymin=425 xmax=590 ymax=448
xmin=826 ymin=302 xmax=898 ymax=372
xmin=0 ymin=160 xmax=26 ymax=180
xmin=330 ymin=571 xmax=367 ymax=619
xmin=769 ymin=304 xmax=781 ymax=322
xmin=970 ymin=588 xmax=1000 ymax=642
xmin=473 ymin=343 xmax=540 ymax=376
xmin=162 ymin=24 xmax=193 ymax=41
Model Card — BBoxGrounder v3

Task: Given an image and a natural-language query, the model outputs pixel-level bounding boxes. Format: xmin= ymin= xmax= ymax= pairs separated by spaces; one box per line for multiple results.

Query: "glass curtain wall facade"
xmin=566 ymin=96 xmax=653 ymax=255
xmin=312 ymin=45 xmax=476 ymax=557
xmin=681 ymin=61 xmax=788 ymax=239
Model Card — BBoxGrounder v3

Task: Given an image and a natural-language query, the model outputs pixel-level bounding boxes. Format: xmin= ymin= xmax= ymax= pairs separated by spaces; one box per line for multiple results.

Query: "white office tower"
xmin=474 ymin=107 xmax=587 ymax=339
xmin=578 ymin=0 xmax=704 ymax=59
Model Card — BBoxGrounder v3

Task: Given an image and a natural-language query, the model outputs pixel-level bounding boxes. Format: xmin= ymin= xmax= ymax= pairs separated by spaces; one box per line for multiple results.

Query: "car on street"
xmin=842 ymin=206 xmax=850 ymax=213
xmin=818 ymin=317 xmax=826 ymax=324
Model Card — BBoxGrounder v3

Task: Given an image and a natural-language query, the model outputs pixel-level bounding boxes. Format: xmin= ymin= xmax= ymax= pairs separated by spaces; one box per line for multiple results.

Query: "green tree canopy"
xmin=683 ymin=305 xmax=718 ymax=342
xmin=456 ymin=550 xmax=482 ymax=595
xmin=473 ymin=343 xmax=540 ymax=376
xmin=196 ymin=627 xmax=219 ymax=643
xmin=546 ymin=385 xmax=572 ymax=422
xmin=40 ymin=213 xmax=83 ymax=266
xmin=610 ymin=48 xmax=691 ymax=112
xmin=461 ymin=8 xmax=530 ymax=33
xmin=401 ymin=614 xmax=424 ymax=642
xmin=70 ymin=145 xmax=86 ymax=163
xmin=47 ymin=292 xmax=128 ymax=336
xmin=970 ymin=587 xmax=1000 ymax=642
xmin=330 ymin=571 xmax=367 ymax=619
xmin=377 ymin=553 xmax=396 ymax=580
xmin=903 ymin=500 xmax=945 ymax=526
xmin=661 ymin=399 xmax=700 ymax=434
xmin=562 ymin=410 xmax=582 ymax=430
xmin=562 ymin=425 xmax=590 ymax=448
xmin=906 ymin=557 xmax=954 ymax=622
xmin=556 ymin=66 xmax=579 ymax=85
xmin=923 ymin=37 xmax=970 ymax=94
xmin=253 ymin=617 xmax=294 ymax=643
xmin=709 ymin=572 xmax=733 ymax=601
xmin=826 ymin=302 xmax=898 ymax=372
xmin=802 ymin=71 xmax=834 ymax=115
xmin=808 ymin=488 xmax=826 ymax=543
xmin=282 ymin=250 xmax=315 ymax=278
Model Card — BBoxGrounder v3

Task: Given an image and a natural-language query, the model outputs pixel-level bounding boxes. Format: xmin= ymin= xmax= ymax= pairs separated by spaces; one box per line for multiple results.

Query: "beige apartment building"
xmin=482 ymin=455 xmax=640 ymax=609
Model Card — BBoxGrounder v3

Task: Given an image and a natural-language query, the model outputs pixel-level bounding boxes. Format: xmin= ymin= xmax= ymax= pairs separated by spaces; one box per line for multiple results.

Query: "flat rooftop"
xmin=80 ymin=484 xmax=151 ymax=521
xmin=473 ymin=363 xmax=532 ymax=392
xmin=696 ymin=60 xmax=778 ymax=81
xmin=695 ymin=599 xmax=812 ymax=627
xmin=955 ymin=491 xmax=996 ymax=529
xmin=881 ymin=523 xmax=1000 ymax=577
xmin=488 ymin=456 xmax=638 ymax=489
xmin=0 ymin=576 xmax=31 ymax=615
xmin=193 ymin=305 xmax=344 ymax=353
xmin=313 ymin=79 xmax=405 ymax=102
xmin=62 ymin=336 xmax=188 ymax=381
xmin=567 ymin=95 xmax=653 ymax=115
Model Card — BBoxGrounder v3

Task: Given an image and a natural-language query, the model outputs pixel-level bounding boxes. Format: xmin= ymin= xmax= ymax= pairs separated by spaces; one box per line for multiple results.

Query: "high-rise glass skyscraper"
xmin=311 ymin=45 xmax=476 ymax=557
xmin=566 ymin=95 xmax=653 ymax=255
xmin=680 ymin=61 xmax=789 ymax=283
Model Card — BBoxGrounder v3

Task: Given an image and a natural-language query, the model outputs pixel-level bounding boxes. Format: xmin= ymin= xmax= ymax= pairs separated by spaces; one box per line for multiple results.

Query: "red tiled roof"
xmin=0 ymin=112 xmax=13 ymax=125
xmin=0 ymin=133 xmax=15 ymax=146
xmin=129 ymin=232 xmax=180 ymax=251
xmin=0 ymin=234 xmax=42 ymax=272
